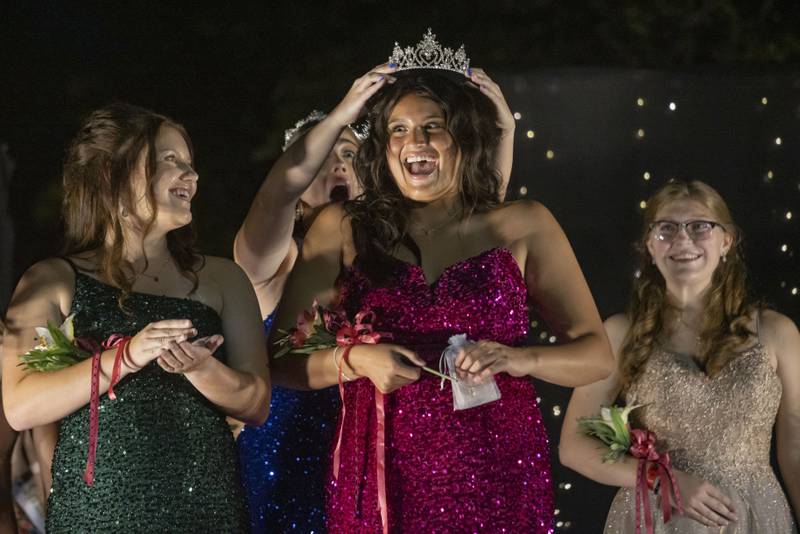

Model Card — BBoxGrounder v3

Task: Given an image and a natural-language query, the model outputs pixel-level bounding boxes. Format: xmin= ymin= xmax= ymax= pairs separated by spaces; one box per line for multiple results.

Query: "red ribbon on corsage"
xmin=629 ymin=428 xmax=684 ymax=534
xmin=76 ymin=334 xmax=132 ymax=486
xmin=331 ymin=309 xmax=391 ymax=534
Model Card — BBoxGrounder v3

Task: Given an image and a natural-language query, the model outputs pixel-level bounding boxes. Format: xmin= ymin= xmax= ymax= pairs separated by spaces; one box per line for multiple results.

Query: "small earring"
xmin=721 ymin=254 xmax=727 ymax=263
xmin=651 ymin=257 xmax=656 ymax=265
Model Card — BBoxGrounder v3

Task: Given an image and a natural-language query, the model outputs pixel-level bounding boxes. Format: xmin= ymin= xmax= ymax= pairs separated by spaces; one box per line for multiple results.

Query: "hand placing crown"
xmin=282 ymin=109 xmax=370 ymax=152
xmin=389 ymin=28 xmax=470 ymax=73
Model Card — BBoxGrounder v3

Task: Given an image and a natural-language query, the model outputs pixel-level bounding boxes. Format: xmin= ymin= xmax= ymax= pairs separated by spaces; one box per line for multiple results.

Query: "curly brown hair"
xmin=618 ymin=181 xmax=758 ymax=393
xmin=61 ymin=103 xmax=200 ymax=309
xmin=345 ymin=72 xmax=502 ymax=283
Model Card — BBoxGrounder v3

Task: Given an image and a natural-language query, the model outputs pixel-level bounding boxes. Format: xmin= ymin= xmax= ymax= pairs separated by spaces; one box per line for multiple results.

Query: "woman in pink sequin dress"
xmin=270 ymin=66 xmax=614 ymax=532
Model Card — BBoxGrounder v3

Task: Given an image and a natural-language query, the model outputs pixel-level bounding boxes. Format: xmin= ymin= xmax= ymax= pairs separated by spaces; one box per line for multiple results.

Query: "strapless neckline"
xmin=348 ymin=246 xmax=521 ymax=289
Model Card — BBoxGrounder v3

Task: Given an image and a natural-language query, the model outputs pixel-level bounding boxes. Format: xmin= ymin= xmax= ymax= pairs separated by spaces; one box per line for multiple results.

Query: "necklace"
xmin=409 ymin=211 xmax=462 ymax=237
xmin=135 ymin=256 xmax=172 ymax=283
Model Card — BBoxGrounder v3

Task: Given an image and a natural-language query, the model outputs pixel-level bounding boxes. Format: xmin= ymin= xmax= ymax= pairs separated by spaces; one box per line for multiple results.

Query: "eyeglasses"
xmin=649 ymin=220 xmax=723 ymax=242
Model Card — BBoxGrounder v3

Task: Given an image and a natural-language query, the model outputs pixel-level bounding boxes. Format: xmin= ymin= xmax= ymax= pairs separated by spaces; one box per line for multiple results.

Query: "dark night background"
xmin=2 ymin=2 xmax=799 ymax=531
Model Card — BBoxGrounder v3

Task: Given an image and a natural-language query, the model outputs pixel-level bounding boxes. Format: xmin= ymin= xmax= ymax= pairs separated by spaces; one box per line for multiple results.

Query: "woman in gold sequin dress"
xmin=560 ymin=181 xmax=800 ymax=533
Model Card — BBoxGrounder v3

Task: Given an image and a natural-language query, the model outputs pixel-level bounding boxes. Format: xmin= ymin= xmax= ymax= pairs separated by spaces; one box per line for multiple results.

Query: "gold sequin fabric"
xmin=604 ymin=345 xmax=797 ymax=533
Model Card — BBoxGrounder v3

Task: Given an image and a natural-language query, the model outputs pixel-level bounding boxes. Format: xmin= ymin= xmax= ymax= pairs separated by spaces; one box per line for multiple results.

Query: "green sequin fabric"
xmin=46 ymin=268 xmax=249 ymax=533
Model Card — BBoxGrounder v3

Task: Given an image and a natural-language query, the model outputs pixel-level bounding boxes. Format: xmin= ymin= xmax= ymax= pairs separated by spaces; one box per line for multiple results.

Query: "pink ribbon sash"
xmin=629 ymin=429 xmax=684 ymax=534
xmin=77 ymin=334 xmax=131 ymax=486
xmin=331 ymin=310 xmax=390 ymax=534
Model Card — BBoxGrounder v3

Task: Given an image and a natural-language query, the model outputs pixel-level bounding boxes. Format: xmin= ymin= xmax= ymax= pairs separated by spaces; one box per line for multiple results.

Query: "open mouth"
xmin=403 ymin=154 xmax=438 ymax=177
xmin=669 ymin=253 xmax=702 ymax=262
xmin=329 ymin=184 xmax=350 ymax=202
xmin=169 ymin=187 xmax=192 ymax=202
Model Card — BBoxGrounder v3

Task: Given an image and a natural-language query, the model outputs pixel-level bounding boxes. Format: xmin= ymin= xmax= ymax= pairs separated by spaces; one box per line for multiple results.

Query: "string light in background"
xmin=513 ymin=88 xmax=797 ymax=531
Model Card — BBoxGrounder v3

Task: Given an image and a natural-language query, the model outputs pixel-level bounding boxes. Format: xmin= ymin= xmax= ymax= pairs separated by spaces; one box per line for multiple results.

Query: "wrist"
xmin=520 ymin=346 xmax=540 ymax=377
xmin=122 ymin=342 xmax=143 ymax=374
xmin=325 ymin=107 xmax=355 ymax=130
xmin=343 ymin=345 xmax=369 ymax=378
xmin=499 ymin=122 xmax=515 ymax=136
xmin=183 ymin=357 xmax=217 ymax=379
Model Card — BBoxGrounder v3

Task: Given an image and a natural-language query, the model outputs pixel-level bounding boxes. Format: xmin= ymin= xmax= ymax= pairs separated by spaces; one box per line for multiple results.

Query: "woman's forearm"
xmin=235 ymin=114 xmax=352 ymax=283
xmin=184 ymin=358 xmax=271 ymax=426
xmin=523 ymin=332 xmax=614 ymax=387
xmin=270 ymin=346 xmax=349 ymax=391
xmin=3 ymin=347 xmax=136 ymax=431
xmin=559 ymin=432 xmax=639 ymax=488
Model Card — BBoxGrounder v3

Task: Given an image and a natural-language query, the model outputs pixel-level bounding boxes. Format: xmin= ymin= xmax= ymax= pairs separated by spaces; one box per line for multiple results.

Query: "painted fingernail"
xmin=467 ymin=68 xmax=473 ymax=76
xmin=388 ymin=62 xmax=397 ymax=69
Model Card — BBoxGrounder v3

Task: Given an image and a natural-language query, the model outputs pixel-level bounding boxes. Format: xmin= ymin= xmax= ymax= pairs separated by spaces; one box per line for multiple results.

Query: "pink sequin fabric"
xmin=327 ymin=247 xmax=554 ymax=533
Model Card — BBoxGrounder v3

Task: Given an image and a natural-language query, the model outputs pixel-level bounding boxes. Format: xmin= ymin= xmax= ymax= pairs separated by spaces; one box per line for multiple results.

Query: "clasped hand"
xmin=454 ymin=340 xmax=529 ymax=382
xmin=157 ymin=335 xmax=224 ymax=374
xmin=351 ymin=340 xmax=527 ymax=393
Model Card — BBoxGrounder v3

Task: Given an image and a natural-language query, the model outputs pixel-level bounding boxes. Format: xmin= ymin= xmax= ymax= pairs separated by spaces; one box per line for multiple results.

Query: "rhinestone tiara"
xmin=282 ymin=110 xmax=326 ymax=152
xmin=389 ymin=28 xmax=470 ymax=74
xmin=282 ymin=110 xmax=370 ymax=152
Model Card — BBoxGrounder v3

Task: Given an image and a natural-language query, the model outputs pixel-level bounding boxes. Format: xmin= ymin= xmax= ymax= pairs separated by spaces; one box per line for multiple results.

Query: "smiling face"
xmin=385 ymin=93 xmax=461 ymax=203
xmin=300 ymin=128 xmax=361 ymax=207
xmin=130 ymin=124 xmax=197 ymax=232
xmin=646 ymin=198 xmax=732 ymax=291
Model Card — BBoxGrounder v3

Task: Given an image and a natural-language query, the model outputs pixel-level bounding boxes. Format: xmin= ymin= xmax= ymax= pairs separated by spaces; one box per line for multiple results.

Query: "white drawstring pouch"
xmin=440 ymin=334 xmax=501 ymax=410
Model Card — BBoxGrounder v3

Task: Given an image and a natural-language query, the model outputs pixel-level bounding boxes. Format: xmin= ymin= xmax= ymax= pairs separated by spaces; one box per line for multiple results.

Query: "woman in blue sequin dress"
xmin=2 ymin=103 xmax=269 ymax=532
xmin=234 ymin=67 xmax=380 ymax=533
xmin=235 ymin=62 xmax=517 ymax=532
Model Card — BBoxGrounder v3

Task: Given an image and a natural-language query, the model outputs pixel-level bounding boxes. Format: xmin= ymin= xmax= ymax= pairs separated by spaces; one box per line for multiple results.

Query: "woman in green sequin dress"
xmin=2 ymin=103 xmax=270 ymax=532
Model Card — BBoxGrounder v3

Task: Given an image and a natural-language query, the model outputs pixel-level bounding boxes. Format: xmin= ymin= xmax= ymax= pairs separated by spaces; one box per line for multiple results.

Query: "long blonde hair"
xmin=618 ymin=181 xmax=758 ymax=393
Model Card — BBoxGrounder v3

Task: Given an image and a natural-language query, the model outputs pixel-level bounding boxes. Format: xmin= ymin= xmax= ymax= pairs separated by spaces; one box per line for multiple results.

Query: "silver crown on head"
xmin=282 ymin=110 xmax=327 ymax=152
xmin=389 ymin=28 xmax=470 ymax=74
xmin=282 ymin=110 xmax=370 ymax=152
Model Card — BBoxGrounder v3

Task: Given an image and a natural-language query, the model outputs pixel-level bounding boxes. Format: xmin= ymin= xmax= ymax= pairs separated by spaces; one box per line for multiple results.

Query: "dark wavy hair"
xmin=345 ymin=72 xmax=502 ymax=283
xmin=62 ymin=102 xmax=200 ymax=308
xmin=618 ymin=180 xmax=758 ymax=393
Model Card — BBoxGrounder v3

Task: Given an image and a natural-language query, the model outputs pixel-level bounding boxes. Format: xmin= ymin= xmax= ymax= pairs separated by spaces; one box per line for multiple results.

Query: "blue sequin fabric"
xmin=237 ymin=313 xmax=340 ymax=533
xmin=46 ymin=268 xmax=249 ymax=533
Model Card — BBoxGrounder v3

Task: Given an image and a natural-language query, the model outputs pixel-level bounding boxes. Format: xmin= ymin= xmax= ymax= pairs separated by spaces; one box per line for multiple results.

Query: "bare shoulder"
xmin=304 ymin=201 xmax=352 ymax=261
xmin=309 ymin=202 xmax=350 ymax=237
xmin=493 ymin=199 xmax=552 ymax=223
xmin=199 ymin=255 xmax=250 ymax=285
xmin=18 ymin=258 xmax=75 ymax=295
xmin=603 ymin=313 xmax=631 ymax=353
xmin=488 ymin=199 xmax=558 ymax=240
xmin=759 ymin=309 xmax=800 ymax=354
xmin=8 ymin=257 xmax=75 ymax=317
